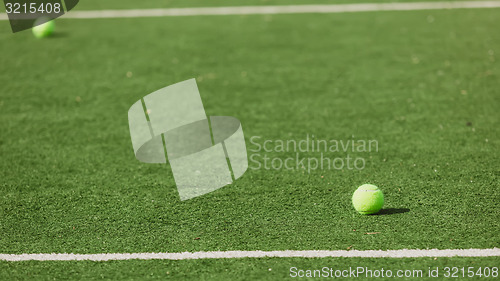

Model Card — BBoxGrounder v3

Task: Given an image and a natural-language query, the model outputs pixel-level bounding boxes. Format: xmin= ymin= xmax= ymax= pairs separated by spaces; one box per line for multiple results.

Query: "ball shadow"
xmin=49 ymin=32 xmax=68 ymax=39
xmin=374 ymin=208 xmax=410 ymax=215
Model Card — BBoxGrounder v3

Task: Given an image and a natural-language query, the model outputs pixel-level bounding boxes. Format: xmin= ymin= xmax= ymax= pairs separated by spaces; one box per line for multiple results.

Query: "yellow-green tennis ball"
xmin=352 ymin=184 xmax=384 ymax=215
xmin=32 ymin=18 xmax=55 ymax=39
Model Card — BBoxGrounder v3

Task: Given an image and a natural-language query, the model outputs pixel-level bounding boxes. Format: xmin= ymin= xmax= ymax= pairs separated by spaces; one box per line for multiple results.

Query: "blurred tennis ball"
xmin=32 ymin=17 xmax=55 ymax=38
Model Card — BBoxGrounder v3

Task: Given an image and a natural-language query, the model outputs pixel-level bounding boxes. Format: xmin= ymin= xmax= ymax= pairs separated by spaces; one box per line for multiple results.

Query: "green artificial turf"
xmin=0 ymin=3 xmax=499 ymax=280
xmin=1 ymin=257 xmax=499 ymax=280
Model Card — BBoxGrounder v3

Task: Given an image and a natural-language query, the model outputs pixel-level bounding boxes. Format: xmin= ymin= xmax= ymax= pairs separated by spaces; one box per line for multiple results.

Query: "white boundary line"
xmin=1 ymin=1 xmax=500 ymax=20
xmin=1 ymin=248 xmax=499 ymax=261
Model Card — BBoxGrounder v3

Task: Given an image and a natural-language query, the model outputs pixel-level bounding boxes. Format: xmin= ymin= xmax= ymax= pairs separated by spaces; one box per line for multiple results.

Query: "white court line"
xmin=1 ymin=1 xmax=500 ymax=20
xmin=1 ymin=248 xmax=499 ymax=261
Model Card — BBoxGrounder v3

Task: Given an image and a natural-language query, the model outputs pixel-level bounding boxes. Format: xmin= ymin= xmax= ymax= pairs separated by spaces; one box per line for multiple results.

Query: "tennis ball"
xmin=352 ymin=184 xmax=384 ymax=215
xmin=32 ymin=17 xmax=55 ymax=39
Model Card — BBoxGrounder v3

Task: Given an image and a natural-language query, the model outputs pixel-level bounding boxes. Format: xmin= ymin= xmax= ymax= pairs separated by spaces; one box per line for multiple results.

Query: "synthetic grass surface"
xmin=0 ymin=5 xmax=499 ymax=281
xmin=1 ymin=257 xmax=499 ymax=280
